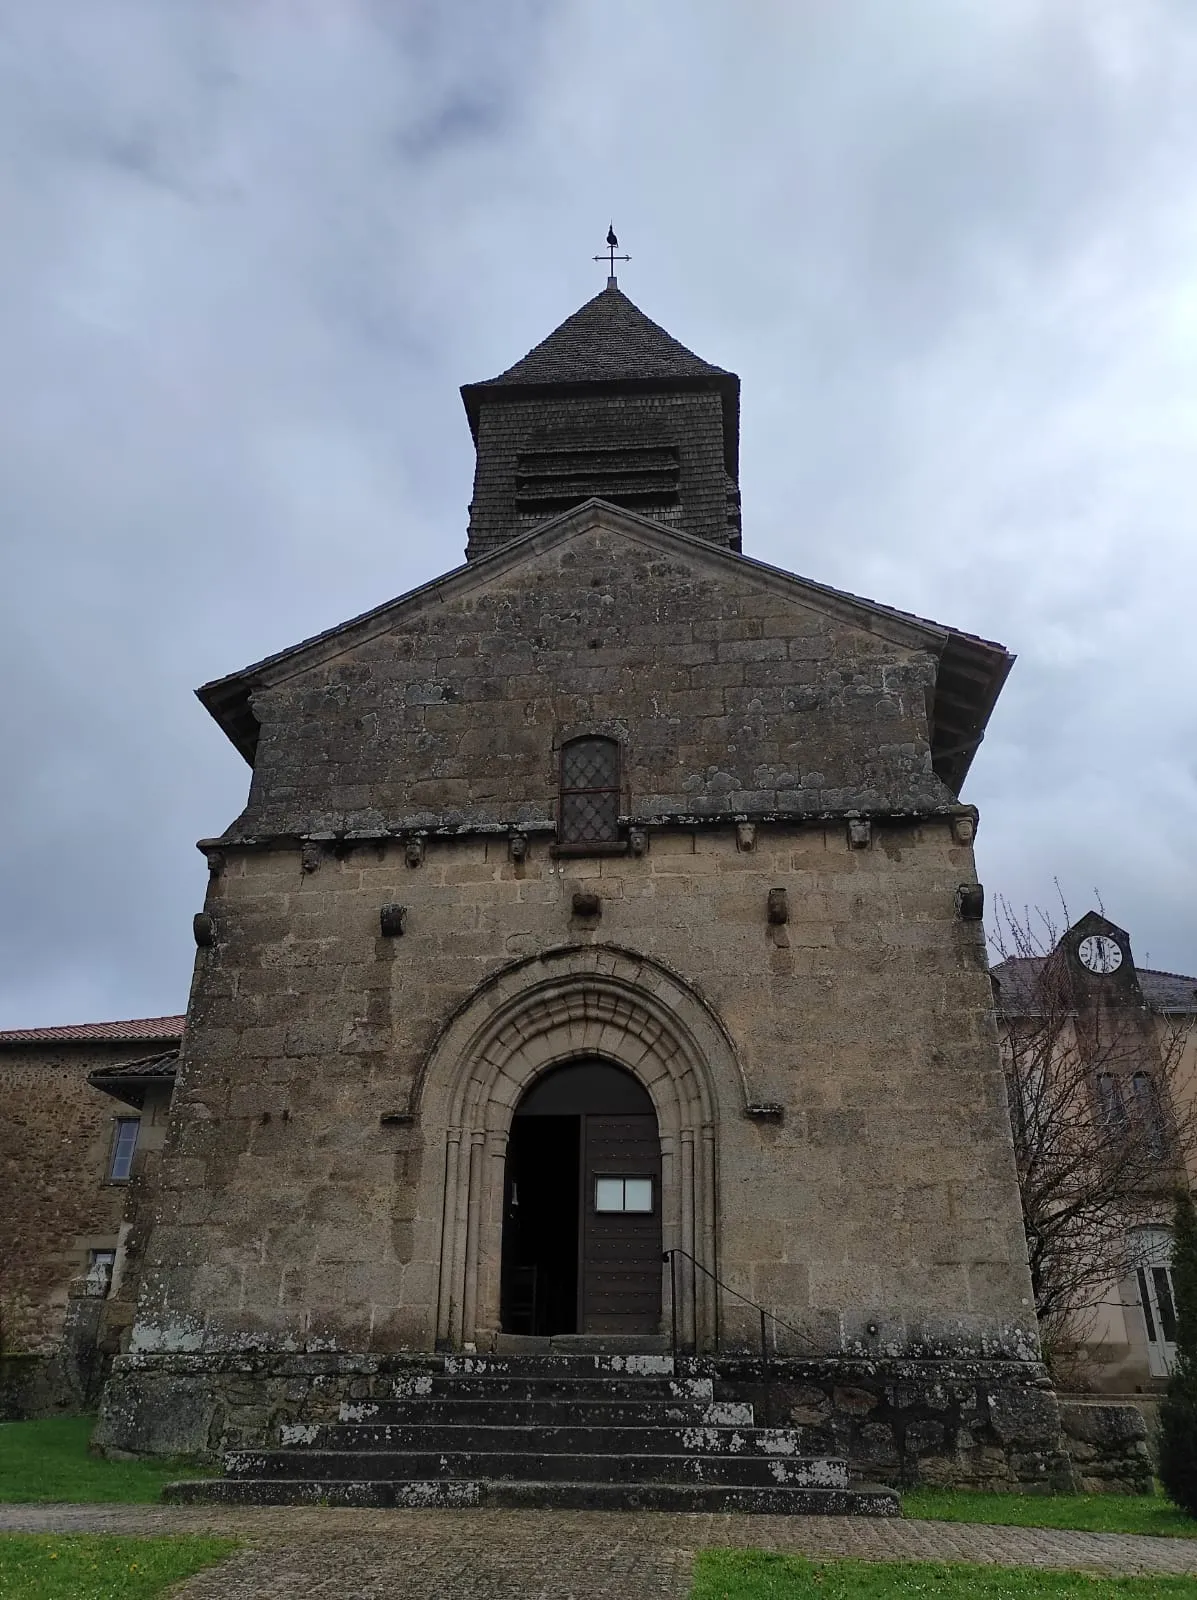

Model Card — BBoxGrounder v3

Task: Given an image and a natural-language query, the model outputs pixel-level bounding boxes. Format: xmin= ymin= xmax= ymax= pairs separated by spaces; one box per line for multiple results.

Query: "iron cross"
xmin=594 ymin=224 xmax=630 ymax=282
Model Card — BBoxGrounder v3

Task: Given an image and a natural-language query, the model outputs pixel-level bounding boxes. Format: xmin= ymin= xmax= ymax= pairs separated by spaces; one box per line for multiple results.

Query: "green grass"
xmin=691 ymin=1550 xmax=1197 ymax=1598
xmin=0 ymin=1418 xmax=211 ymax=1504
xmin=0 ymin=1535 xmax=236 ymax=1598
xmin=904 ymin=1485 xmax=1197 ymax=1539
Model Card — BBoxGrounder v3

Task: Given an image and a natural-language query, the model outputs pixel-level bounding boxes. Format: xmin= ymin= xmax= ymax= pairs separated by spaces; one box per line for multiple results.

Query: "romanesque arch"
xmin=416 ymin=945 xmax=746 ymax=1351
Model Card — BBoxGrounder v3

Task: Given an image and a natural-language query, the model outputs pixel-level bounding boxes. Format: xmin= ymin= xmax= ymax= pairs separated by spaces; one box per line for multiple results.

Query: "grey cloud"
xmin=2 ymin=0 xmax=1196 ymax=1026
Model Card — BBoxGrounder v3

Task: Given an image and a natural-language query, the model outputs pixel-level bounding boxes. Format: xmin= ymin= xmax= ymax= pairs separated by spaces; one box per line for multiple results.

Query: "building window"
xmin=1095 ymin=1073 xmax=1128 ymax=1134
xmin=559 ymin=736 xmax=620 ymax=847
xmin=86 ymin=1249 xmax=116 ymax=1294
xmin=1130 ymin=1071 xmax=1167 ymax=1157
xmin=108 ymin=1117 xmax=139 ymax=1182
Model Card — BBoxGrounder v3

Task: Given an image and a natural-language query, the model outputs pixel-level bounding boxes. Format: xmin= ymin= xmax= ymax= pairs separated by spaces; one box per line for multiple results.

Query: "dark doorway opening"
xmin=502 ymin=1115 xmax=579 ymax=1335
xmin=501 ymin=1059 xmax=662 ymax=1337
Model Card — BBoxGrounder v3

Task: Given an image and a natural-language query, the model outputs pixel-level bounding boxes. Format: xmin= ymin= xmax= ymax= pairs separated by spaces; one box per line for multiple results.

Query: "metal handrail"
xmin=662 ymin=1247 xmax=817 ymax=1363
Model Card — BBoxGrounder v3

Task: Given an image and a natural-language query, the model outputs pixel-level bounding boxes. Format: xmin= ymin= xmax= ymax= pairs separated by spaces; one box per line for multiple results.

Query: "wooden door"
xmin=580 ymin=1112 xmax=662 ymax=1334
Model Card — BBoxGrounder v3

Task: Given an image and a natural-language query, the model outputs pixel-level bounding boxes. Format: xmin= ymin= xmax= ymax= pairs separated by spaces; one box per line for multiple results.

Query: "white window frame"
xmin=1130 ymin=1227 xmax=1178 ymax=1378
xmin=594 ymin=1175 xmax=654 ymax=1214
xmin=108 ymin=1117 xmax=140 ymax=1183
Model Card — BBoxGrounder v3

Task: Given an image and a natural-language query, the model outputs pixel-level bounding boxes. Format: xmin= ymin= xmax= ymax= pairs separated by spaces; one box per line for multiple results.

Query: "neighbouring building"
xmin=62 ymin=275 xmax=1085 ymax=1488
xmin=993 ymin=912 xmax=1197 ymax=1394
xmin=0 ymin=1016 xmax=180 ymax=1411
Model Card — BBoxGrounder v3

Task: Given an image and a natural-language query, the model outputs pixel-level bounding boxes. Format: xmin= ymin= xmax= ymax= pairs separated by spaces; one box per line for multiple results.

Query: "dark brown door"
xmin=501 ymin=1060 xmax=662 ymax=1338
xmin=580 ymin=1111 xmax=662 ymax=1334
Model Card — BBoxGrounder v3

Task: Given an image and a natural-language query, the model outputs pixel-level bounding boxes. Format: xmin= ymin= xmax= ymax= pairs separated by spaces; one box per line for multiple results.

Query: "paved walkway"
xmin=3 ymin=1505 xmax=1197 ymax=1596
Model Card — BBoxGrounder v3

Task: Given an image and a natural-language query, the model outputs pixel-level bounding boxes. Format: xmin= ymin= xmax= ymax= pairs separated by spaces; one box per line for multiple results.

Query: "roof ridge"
xmin=0 ymin=1013 xmax=185 ymax=1044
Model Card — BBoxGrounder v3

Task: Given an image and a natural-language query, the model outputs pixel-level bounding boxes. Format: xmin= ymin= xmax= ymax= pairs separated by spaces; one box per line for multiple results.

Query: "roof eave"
xmin=930 ymin=634 xmax=1016 ymax=797
xmin=460 ymin=370 xmax=741 ymax=477
xmin=86 ymin=1070 xmax=175 ymax=1109
xmin=196 ymin=678 xmax=261 ymax=767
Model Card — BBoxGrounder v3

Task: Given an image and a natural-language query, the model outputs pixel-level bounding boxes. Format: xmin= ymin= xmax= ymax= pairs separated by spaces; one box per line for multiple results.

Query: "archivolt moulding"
xmin=418 ymin=944 xmax=744 ymax=1351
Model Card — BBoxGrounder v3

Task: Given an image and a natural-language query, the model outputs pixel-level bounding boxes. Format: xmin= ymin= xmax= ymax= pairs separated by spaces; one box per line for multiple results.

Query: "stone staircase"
xmin=164 ymin=1353 xmax=899 ymax=1514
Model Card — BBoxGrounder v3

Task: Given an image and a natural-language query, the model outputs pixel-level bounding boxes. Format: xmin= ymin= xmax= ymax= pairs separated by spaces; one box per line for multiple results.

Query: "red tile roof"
xmin=0 ymin=1015 xmax=185 ymax=1046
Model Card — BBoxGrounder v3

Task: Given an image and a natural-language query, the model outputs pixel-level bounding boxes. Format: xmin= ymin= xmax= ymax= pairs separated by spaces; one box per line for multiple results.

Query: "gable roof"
xmin=197 ymin=497 xmax=1012 ymax=798
xmin=460 ymin=284 xmax=741 ymax=475
xmin=0 ymin=1014 xmax=185 ymax=1047
xmin=992 ymin=957 xmax=1197 ymax=1016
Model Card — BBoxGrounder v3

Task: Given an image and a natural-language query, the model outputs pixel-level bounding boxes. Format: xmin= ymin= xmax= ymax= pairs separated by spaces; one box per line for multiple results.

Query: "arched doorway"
xmin=500 ymin=1060 xmax=663 ymax=1337
xmin=422 ymin=945 xmax=741 ymax=1351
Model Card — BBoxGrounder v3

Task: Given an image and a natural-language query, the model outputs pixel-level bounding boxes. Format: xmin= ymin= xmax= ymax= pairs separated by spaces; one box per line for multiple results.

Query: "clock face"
xmin=1078 ymin=934 xmax=1123 ymax=975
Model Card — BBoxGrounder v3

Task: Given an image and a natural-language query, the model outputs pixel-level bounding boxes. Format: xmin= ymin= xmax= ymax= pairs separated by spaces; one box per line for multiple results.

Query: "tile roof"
xmin=992 ymin=957 xmax=1197 ymax=1015
xmin=471 ymin=284 xmax=731 ymax=389
xmin=0 ymin=1015 xmax=185 ymax=1046
xmin=88 ymin=1050 xmax=179 ymax=1080
xmin=87 ymin=1049 xmax=179 ymax=1108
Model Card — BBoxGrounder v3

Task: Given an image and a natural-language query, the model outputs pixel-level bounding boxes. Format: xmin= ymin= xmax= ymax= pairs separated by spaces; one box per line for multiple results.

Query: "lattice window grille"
xmin=559 ymin=737 xmax=620 ymax=845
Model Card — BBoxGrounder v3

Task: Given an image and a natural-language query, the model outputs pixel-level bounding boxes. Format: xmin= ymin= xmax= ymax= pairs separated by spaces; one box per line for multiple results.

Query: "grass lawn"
xmin=0 ymin=1417 xmax=212 ymax=1504
xmin=904 ymin=1485 xmax=1197 ymax=1539
xmin=0 ymin=1535 xmax=236 ymax=1598
xmin=692 ymin=1550 xmax=1197 ymax=1598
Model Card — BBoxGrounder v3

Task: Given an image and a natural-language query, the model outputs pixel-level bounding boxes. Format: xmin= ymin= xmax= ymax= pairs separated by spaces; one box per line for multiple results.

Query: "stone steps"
xmin=311 ymin=1422 xmax=802 ymax=1456
xmin=163 ymin=1352 xmax=901 ymax=1516
xmin=443 ymin=1353 xmax=680 ymax=1380
xmin=336 ymin=1398 xmax=754 ymax=1427
xmin=224 ymin=1448 xmax=847 ymax=1488
xmin=366 ymin=1375 xmax=713 ymax=1403
xmin=165 ymin=1476 xmax=899 ymax=1515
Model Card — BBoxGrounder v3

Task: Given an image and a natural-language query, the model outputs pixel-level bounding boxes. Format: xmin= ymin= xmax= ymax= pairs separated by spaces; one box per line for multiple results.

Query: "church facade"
xmin=96 ymin=282 xmax=1066 ymax=1482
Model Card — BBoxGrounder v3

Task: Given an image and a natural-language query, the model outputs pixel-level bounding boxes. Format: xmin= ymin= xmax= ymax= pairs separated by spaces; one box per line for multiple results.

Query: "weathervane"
xmin=594 ymin=224 xmax=630 ymax=288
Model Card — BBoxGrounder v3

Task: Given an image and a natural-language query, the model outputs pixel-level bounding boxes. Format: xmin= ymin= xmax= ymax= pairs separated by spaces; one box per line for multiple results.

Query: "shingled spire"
xmin=461 ymin=283 xmax=741 ymax=560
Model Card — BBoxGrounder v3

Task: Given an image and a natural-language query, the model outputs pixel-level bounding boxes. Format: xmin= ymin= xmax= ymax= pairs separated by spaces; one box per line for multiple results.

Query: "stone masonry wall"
xmin=0 ymin=1043 xmax=140 ymax=1353
xmin=466 ymin=390 xmax=732 ymax=558
xmin=1058 ymin=1399 xmax=1154 ymax=1494
xmin=718 ymin=1356 xmax=1075 ymax=1491
xmin=228 ymin=511 xmax=953 ymax=843
xmin=129 ymin=818 xmax=1035 ymax=1363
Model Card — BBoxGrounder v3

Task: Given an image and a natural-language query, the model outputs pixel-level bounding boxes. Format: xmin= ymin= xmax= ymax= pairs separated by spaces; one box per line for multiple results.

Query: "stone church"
xmin=94 ymin=275 xmax=1074 ymax=1495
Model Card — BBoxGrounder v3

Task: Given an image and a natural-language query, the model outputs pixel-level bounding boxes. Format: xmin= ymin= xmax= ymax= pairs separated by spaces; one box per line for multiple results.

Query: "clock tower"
xmin=1063 ymin=911 xmax=1145 ymax=1008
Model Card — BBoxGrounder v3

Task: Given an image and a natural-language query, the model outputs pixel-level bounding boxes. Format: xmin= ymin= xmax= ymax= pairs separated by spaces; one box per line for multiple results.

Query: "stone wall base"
xmin=711 ymin=1356 xmax=1077 ymax=1491
xmin=96 ymin=1349 xmax=1085 ymax=1492
xmin=94 ymin=1351 xmax=442 ymax=1460
xmin=1057 ymin=1399 xmax=1154 ymax=1494
xmin=0 ymin=1302 xmax=112 ymax=1421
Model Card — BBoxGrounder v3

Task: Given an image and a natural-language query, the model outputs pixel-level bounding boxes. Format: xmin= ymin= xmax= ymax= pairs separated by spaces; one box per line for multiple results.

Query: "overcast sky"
xmin=2 ymin=1 xmax=1196 ymax=1028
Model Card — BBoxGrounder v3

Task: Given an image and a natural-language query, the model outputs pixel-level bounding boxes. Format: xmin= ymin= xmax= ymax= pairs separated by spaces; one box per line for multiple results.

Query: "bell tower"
xmin=460 ymin=282 xmax=741 ymax=559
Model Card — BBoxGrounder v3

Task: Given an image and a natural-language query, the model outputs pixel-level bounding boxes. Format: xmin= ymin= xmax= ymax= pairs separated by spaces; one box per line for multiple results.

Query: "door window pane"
xmin=595 ymin=1178 xmax=625 ymax=1212
xmin=594 ymin=1176 xmax=654 ymax=1213
xmin=1138 ymin=1268 xmax=1158 ymax=1342
xmin=1153 ymin=1267 xmax=1178 ymax=1344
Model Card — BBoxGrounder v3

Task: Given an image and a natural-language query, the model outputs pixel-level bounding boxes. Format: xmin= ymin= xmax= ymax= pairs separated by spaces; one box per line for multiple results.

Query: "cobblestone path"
xmin=3 ymin=1505 xmax=1197 ymax=1597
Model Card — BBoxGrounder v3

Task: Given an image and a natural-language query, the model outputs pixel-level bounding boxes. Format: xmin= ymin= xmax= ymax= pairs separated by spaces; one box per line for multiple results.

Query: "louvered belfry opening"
xmin=514 ymin=443 xmax=681 ymax=517
xmin=461 ymin=283 xmax=741 ymax=559
xmin=559 ymin=736 xmax=620 ymax=846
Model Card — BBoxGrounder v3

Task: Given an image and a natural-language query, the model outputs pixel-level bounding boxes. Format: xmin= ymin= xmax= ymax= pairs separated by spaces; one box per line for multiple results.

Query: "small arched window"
xmin=559 ymin=736 xmax=621 ymax=847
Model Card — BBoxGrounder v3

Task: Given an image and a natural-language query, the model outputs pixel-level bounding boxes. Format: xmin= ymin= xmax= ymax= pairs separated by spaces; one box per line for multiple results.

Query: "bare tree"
xmin=991 ymin=895 xmax=1196 ymax=1370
